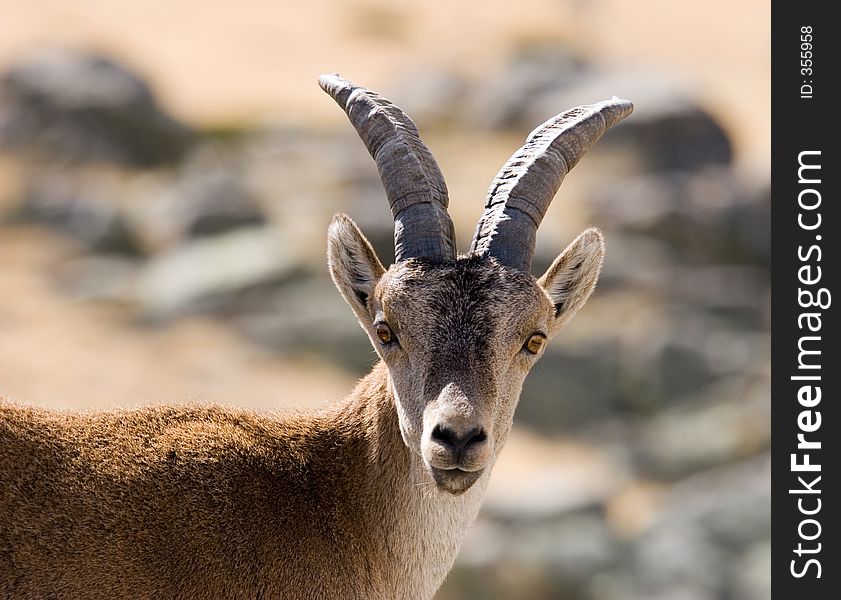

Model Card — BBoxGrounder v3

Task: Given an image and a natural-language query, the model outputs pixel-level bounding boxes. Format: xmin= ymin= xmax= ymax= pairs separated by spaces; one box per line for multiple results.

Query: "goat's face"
xmin=328 ymin=214 xmax=604 ymax=495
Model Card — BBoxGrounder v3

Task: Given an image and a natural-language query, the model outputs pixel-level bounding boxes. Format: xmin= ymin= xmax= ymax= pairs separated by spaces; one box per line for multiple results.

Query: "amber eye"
xmin=375 ymin=322 xmax=395 ymax=345
xmin=524 ymin=334 xmax=545 ymax=354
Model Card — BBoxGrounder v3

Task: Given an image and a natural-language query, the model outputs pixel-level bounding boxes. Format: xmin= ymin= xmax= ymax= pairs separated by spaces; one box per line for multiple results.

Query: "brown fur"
xmin=2 ymin=366 xmax=420 ymax=599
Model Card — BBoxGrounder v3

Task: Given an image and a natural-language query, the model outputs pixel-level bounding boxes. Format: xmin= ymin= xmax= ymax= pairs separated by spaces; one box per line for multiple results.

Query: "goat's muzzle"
xmin=422 ymin=416 xmax=492 ymax=494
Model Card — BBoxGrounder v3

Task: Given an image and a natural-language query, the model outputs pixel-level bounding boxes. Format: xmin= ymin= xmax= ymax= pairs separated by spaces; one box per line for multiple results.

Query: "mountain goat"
xmin=0 ymin=74 xmax=632 ymax=599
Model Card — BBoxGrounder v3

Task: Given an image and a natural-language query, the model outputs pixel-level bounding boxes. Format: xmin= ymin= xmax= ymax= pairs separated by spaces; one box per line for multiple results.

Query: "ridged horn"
xmin=469 ymin=97 xmax=634 ymax=272
xmin=319 ymin=74 xmax=456 ymax=262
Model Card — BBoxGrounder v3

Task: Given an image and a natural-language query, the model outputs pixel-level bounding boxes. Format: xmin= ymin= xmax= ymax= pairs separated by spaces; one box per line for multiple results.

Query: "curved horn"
xmin=469 ymin=97 xmax=633 ymax=272
xmin=319 ymin=74 xmax=456 ymax=262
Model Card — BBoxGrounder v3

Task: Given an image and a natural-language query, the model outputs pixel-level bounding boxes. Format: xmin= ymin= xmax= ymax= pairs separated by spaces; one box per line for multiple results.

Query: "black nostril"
xmin=431 ymin=424 xmax=457 ymax=448
xmin=432 ymin=425 xmax=487 ymax=453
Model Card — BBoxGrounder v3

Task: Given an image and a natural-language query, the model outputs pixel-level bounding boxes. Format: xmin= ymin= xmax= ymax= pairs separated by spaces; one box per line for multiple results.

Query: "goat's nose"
xmin=431 ymin=424 xmax=487 ymax=459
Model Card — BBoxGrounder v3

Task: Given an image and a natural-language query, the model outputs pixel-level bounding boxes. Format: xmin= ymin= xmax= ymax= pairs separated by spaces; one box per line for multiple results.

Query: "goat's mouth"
xmin=430 ymin=466 xmax=484 ymax=495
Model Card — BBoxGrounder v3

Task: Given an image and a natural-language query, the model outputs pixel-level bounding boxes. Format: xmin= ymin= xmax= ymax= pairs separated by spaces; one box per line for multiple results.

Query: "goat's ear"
xmin=538 ymin=227 xmax=605 ymax=333
xmin=328 ymin=213 xmax=386 ymax=323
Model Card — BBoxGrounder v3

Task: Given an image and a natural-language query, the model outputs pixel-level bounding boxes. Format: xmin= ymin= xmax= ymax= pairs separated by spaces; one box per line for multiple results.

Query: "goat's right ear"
xmin=328 ymin=213 xmax=386 ymax=323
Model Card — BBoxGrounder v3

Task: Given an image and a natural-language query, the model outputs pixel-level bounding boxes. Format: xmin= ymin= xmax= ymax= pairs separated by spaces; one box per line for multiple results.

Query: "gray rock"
xmin=10 ymin=167 xmax=143 ymax=256
xmin=633 ymin=521 xmax=726 ymax=596
xmin=591 ymin=168 xmax=770 ymax=267
xmin=173 ymin=142 xmax=267 ymax=238
xmin=617 ymin=458 xmax=770 ymax=599
xmin=132 ymin=227 xmax=298 ymax=319
xmin=634 ymin=378 xmax=770 ymax=478
xmin=731 ymin=540 xmax=771 ymax=600
xmin=52 ymin=255 xmax=140 ymax=302
xmin=516 ymin=341 xmax=623 ymax=431
xmin=526 ymin=69 xmax=733 ymax=173
xmin=229 ymin=275 xmax=373 ymax=372
xmin=461 ymin=42 xmax=588 ymax=131
xmin=610 ymin=308 xmax=716 ymax=413
xmin=669 ymin=265 xmax=770 ymax=330
xmin=519 ymin=512 xmax=621 ymax=577
xmin=179 ymin=171 xmax=265 ymax=238
xmin=597 ymin=234 xmax=676 ymax=291
xmin=447 ymin=510 xmax=621 ymax=600
xmin=237 ymin=127 xmax=396 ymax=265
xmin=115 ymin=142 xmax=269 ymax=251
xmin=644 ymin=454 xmax=770 ymax=553
xmin=386 ymin=69 xmax=470 ymax=130
xmin=0 ymin=49 xmax=194 ymax=166
xmin=464 ymin=60 xmax=732 ymax=174
xmin=439 ymin=562 xmax=584 ymax=600
xmin=614 ymin=304 xmax=769 ymax=414
xmin=621 ymin=584 xmax=717 ymax=600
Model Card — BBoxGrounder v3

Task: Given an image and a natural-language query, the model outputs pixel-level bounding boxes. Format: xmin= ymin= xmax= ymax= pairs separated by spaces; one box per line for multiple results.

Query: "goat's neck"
xmin=327 ymin=361 xmax=489 ymax=599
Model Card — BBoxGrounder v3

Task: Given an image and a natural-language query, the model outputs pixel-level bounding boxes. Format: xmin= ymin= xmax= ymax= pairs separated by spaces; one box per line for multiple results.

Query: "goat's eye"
xmin=524 ymin=333 xmax=545 ymax=354
xmin=375 ymin=322 xmax=395 ymax=345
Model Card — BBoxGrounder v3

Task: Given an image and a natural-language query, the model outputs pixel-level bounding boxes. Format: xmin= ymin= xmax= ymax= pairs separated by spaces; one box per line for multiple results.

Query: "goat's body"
xmin=1 ymin=363 xmax=486 ymax=599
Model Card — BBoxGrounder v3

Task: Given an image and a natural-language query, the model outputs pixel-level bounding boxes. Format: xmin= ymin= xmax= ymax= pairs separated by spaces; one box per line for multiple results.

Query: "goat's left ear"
xmin=328 ymin=213 xmax=386 ymax=324
xmin=538 ymin=227 xmax=605 ymax=333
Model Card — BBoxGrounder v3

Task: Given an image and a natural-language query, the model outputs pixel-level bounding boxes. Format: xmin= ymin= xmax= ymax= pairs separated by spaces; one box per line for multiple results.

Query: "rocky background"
xmin=0 ymin=2 xmax=769 ymax=599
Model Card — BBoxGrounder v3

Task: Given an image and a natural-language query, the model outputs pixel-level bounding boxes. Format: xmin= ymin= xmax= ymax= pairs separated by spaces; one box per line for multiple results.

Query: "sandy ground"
xmin=0 ymin=0 xmax=769 ymax=173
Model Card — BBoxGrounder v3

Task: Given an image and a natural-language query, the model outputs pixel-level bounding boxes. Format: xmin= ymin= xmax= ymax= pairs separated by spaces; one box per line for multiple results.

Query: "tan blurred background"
xmin=0 ymin=1 xmax=769 ymax=599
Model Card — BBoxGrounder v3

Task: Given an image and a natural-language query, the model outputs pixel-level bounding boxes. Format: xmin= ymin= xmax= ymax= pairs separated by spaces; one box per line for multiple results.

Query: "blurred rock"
xmin=599 ymin=101 xmax=731 ymax=175
xmin=667 ymin=454 xmax=771 ymax=551
xmin=451 ymin=510 xmax=621 ymax=600
xmin=229 ymin=275 xmax=373 ymax=372
xmin=387 ymin=68 xmax=470 ymax=129
xmin=632 ymin=521 xmax=725 ymax=596
xmin=133 ymin=227 xmax=298 ymax=319
xmin=447 ymin=456 xmax=770 ymax=600
xmin=124 ymin=148 xmax=267 ymax=249
xmin=591 ymin=168 xmax=770 ymax=266
xmin=237 ymin=127 xmax=397 ymax=265
xmin=516 ymin=341 xmax=623 ymax=430
xmin=606 ymin=308 xmax=706 ymax=413
xmin=460 ymin=43 xmax=587 ymax=130
xmin=617 ymin=458 xmax=771 ymax=600
xmin=0 ymin=49 xmax=194 ymax=166
xmin=600 ymin=239 xmax=770 ymax=329
xmin=622 ymin=583 xmax=717 ymax=600
xmin=634 ymin=455 xmax=770 ymax=592
xmin=518 ymin=511 xmax=621 ymax=579
xmin=463 ymin=54 xmax=732 ymax=173
xmin=440 ymin=562 xmax=584 ymax=600
xmin=175 ymin=142 xmax=267 ymax=238
xmin=670 ymin=265 xmax=770 ymax=329
xmin=613 ymin=305 xmax=768 ymax=414
xmin=526 ymin=70 xmax=732 ymax=174
xmin=10 ymin=167 xmax=143 ymax=255
xmin=597 ymin=234 xmax=676 ymax=291
xmin=731 ymin=541 xmax=771 ymax=600
xmin=634 ymin=378 xmax=770 ymax=479
xmin=639 ymin=452 xmax=771 ymax=550
xmin=52 ymin=254 xmax=139 ymax=302
xmin=179 ymin=170 xmax=265 ymax=237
